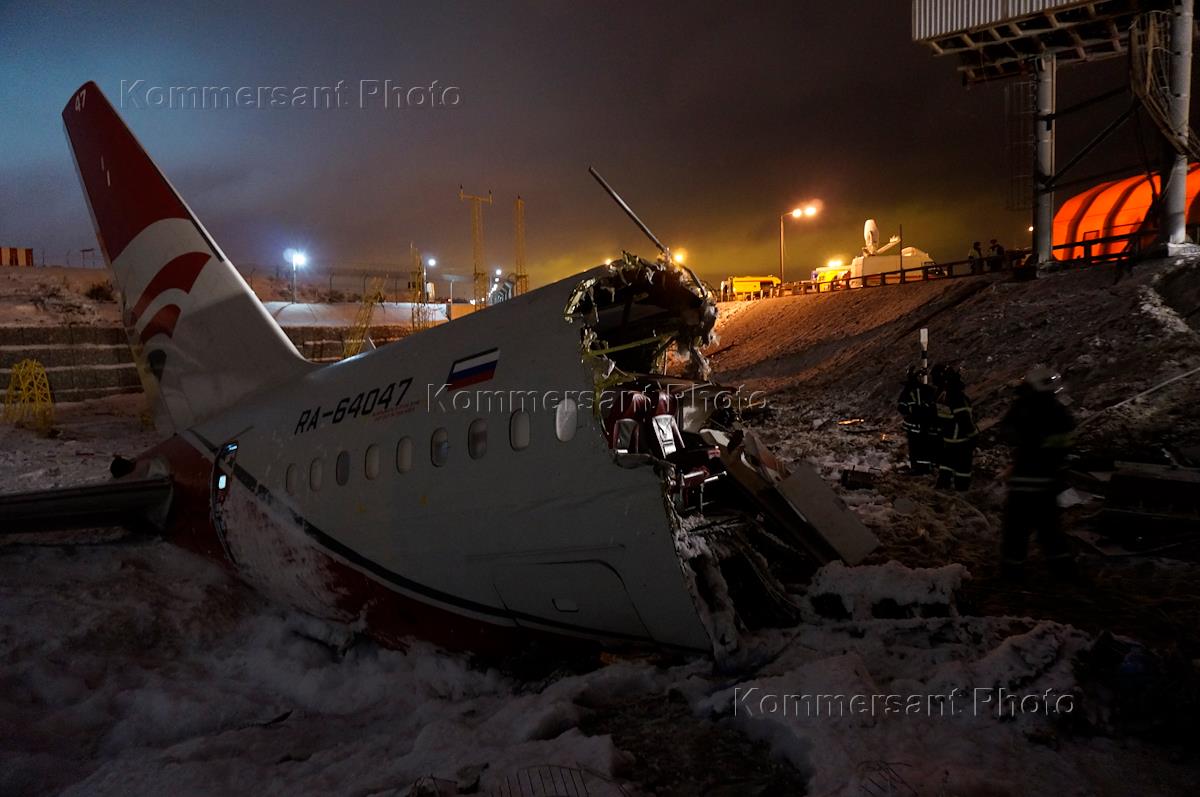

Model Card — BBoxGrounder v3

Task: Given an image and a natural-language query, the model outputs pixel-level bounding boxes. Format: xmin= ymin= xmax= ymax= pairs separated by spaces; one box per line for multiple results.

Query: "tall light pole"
xmin=778 ymin=204 xmax=818 ymax=282
xmin=288 ymin=249 xmax=307 ymax=303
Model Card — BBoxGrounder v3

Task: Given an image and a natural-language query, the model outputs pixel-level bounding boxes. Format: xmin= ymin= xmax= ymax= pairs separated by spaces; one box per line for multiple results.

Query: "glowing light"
xmin=790 ymin=208 xmax=803 ymax=218
xmin=495 ymin=267 xmax=503 ymax=276
xmin=292 ymin=251 xmax=307 ymax=268
xmin=427 ymin=258 xmax=437 ymax=267
xmin=1027 ymin=225 xmax=1034 ymax=232
xmin=803 ymin=204 xmax=818 ymax=217
xmin=672 ymin=248 xmax=687 ymax=264
xmin=826 ymin=258 xmax=844 ymax=269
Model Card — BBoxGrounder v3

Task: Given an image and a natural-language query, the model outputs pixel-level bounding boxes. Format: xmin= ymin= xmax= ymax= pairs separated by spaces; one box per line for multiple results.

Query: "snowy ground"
xmin=2 ymin=398 xmax=1198 ymax=795
xmin=4 ymin=262 xmax=1200 ymax=794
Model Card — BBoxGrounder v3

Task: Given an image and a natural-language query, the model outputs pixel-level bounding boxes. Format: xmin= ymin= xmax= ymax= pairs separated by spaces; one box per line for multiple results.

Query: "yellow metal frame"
xmin=2 ymin=358 xmax=54 ymax=433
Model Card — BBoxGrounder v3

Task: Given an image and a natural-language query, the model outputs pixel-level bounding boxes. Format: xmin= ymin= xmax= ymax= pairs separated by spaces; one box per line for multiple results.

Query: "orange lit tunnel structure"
xmin=1053 ymin=164 xmax=1200 ymax=260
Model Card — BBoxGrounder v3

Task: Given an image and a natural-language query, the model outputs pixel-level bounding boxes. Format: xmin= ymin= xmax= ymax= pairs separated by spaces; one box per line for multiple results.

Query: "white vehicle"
xmin=816 ymin=220 xmax=935 ymax=288
xmin=1 ymin=82 xmax=877 ymax=659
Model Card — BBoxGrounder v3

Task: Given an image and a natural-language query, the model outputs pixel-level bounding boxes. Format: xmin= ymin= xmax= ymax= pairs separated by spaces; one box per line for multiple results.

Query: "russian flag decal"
xmin=446 ymin=348 xmax=500 ymax=390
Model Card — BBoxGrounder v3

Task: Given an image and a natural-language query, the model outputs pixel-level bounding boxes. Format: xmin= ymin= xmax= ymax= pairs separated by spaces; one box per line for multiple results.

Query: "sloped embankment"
xmin=710 ymin=258 xmax=1200 ymax=450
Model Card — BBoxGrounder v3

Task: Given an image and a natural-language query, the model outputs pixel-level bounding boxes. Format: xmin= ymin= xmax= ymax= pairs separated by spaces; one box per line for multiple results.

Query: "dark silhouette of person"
xmin=987 ymin=239 xmax=1006 ymax=272
xmin=968 ymin=242 xmax=984 ymax=275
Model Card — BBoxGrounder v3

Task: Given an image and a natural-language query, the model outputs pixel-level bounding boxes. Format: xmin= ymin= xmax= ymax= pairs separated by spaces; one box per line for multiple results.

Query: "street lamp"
xmin=779 ymin=203 xmax=820 ymax=282
xmin=286 ymin=249 xmax=307 ymax=302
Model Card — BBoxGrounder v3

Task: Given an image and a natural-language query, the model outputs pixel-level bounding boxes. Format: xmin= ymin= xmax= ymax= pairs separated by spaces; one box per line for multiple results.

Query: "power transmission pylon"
xmin=513 ymin=195 xmax=528 ymax=297
xmin=458 ymin=186 xmax=493 ymax=308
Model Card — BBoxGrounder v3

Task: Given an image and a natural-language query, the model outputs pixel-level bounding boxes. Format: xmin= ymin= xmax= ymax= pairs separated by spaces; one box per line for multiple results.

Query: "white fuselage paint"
xmin=113 ymin=218 xmax=311 ymax=428
xmin=187 ymin=268 xmax=713 ymax=652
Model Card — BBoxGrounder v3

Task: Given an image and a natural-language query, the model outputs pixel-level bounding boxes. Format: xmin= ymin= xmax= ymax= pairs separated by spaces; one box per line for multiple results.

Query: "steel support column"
xmin=1163 ymin=0 xmax=1194 ymax=248
xmin=1033 ymin=54 xmax=1056 ymax=266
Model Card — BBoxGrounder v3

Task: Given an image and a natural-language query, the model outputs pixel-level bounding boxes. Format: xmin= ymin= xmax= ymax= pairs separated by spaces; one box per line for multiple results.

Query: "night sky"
xmin=0 ymin=1 xmax=1163 ymax=286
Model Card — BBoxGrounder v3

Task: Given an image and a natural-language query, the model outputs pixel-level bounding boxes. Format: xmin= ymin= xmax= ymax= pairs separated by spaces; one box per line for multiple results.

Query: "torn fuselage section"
xmin=564 ymin=253 xmax=717 ymax=381
xmin=566 ymin=255 xmax=880 ymax=658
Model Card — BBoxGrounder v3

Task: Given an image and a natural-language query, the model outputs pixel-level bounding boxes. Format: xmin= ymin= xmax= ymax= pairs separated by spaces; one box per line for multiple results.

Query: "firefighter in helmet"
xmin=935 ymin=366 xmax=977 ymax=490
xmin=1000 ymin=367 xmax=1076 ymax=578
xmin=898 ymin=365 xmax=937 ymax=474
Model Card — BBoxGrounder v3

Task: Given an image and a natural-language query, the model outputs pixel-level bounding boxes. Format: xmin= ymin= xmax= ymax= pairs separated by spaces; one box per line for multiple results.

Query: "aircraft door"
xmin=211 ymin=439 xmax=241 ymax=565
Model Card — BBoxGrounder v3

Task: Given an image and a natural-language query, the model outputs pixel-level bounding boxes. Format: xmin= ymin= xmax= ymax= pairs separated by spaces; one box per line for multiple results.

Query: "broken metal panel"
xmin=0 ymin=474 xmax=172 ymax=534
xmin=1093 ymin=461 xmax=1200 ymax=543
xmin=771 ymin=465 xmax=881 ymax=566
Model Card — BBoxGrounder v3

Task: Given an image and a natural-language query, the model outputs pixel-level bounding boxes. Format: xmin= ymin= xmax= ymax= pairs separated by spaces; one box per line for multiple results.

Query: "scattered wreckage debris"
xmin=1065 ymin=459 xmax=1200 ymax=556
xmin=565 ymin=254 xmax=879 ymax=654
xmin=806 ymin=561 xmax=967 ymax=621
xmin=839 ymin=468 xmax=879 ymax=490
xmin=0 ymin=453 xmax=172 ymax=540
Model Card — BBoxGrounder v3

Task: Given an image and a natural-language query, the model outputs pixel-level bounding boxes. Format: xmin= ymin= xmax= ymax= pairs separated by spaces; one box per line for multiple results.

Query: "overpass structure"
xmin=912 ymin=0 xmax=1197 ymax=264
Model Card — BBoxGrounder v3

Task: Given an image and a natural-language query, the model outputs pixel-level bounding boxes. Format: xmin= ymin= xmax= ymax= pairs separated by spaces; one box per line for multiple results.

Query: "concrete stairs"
xmin=1 ymin=323 xmax=417 ymax=402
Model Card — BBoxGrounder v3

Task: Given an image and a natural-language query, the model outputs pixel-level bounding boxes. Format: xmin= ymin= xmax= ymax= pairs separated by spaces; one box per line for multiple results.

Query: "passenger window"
xmin=285 ymin=463 xmax=298 ymax=495
xmin=510 ymin=410 xmax=530 ymax=451
xmin=468 ymin=419 xmax=487 ymax=459
xmin=396 ymin=436 xmax=413 ymax=473
xmin=431 ymin=427 xmax=449 ymax=467
xmin=364 ymin=444 xmax=380 ymax=480
xmin=309 ymin=458 xmax=323 ymax=492
xmin=555 ymin=397 xmax=578 ymax=442
xmin=335 ymin=451 xmax=350 ymax=486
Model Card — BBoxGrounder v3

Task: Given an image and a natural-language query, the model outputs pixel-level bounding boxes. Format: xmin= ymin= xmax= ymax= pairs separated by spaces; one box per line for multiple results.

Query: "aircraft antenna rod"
xmin=588 ymin=166 xmax=667 ymax=256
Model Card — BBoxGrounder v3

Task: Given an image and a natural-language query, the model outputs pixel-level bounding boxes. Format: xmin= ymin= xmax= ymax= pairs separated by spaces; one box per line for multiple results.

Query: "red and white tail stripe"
xmin=63 ymin=82 xmax=309 ymax=430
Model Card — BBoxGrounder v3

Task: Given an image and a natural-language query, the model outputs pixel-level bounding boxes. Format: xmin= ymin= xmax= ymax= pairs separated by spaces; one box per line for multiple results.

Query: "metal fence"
xmin=728 ymin=230 xmax=1155 ymax=302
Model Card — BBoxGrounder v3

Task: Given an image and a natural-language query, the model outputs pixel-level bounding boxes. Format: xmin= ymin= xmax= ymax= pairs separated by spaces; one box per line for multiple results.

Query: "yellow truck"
xmin=722 ymin=275 xmax=781 ymax=299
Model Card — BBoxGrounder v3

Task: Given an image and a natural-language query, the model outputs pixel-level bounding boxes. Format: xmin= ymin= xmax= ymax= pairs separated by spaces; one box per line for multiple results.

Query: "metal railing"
xmin=726 ymin=228 xmax=1173 ymax=302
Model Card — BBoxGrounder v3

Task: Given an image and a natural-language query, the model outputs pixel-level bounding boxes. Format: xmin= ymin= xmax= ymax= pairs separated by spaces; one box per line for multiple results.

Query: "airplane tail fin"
xmin=62 ymin=82 xmax=310 ymax=431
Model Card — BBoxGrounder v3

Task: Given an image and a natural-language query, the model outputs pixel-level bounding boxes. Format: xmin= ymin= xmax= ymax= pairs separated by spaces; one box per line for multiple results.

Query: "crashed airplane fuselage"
xmin=33 ymin=82 xmax=879 ymax=658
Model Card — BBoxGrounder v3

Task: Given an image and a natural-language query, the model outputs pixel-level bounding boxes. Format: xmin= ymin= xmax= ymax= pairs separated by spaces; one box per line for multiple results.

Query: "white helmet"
xmin=1025 ymin=366 xmax=1061 ymax=393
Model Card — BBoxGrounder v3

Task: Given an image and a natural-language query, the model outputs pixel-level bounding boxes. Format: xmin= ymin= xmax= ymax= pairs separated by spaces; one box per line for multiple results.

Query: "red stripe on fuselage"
xmin=129 ymin=251 xmax=211 ymax=325
xmin=140 ymin=435 xmax=602 ymax=657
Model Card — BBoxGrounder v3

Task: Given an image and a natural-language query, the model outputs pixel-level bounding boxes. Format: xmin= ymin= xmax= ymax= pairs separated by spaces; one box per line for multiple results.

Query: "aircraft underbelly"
xmin=493 ymin=561 xmax=649 ymax=638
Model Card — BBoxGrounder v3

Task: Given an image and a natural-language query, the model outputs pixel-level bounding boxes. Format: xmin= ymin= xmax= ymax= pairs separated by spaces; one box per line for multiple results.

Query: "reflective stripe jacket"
xmin=937 ymin=387 xmax=977 ymax=446
xmin=899 ymin=381 xmax=938 ymax=434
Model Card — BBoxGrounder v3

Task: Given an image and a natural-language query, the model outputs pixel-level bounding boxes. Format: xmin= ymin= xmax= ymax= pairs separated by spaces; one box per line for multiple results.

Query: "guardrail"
xmin=725 ymin=229 xmax=1164 ymax=302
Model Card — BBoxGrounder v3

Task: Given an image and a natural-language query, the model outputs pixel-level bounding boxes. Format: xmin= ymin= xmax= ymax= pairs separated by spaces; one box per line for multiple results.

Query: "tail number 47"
xmin=74 ymin=88 xmax=87 ymax=111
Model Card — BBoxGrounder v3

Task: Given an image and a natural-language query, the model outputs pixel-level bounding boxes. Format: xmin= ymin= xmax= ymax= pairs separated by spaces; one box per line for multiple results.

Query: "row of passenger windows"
xmin=283 ymin=400 xmax=578 ymax=495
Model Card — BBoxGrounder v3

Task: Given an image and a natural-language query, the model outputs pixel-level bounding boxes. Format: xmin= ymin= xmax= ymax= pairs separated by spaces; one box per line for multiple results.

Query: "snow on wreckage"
xmin=564 ymin=252 xmax=881 ymax=659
